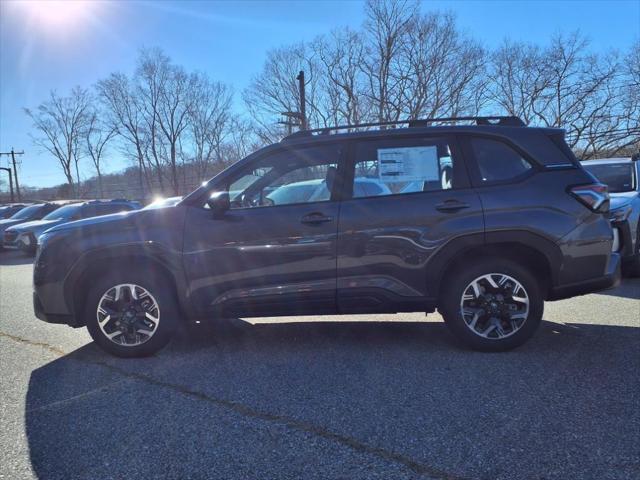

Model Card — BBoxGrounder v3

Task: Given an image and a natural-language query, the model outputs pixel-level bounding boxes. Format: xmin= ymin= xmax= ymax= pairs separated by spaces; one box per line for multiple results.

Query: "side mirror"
xmin=207 ymin=191 xmax=230 ymax=216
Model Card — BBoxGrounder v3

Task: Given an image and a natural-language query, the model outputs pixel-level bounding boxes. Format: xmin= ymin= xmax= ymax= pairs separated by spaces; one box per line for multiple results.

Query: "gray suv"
xmin=33 ymin=116 xmax=620 ymax=357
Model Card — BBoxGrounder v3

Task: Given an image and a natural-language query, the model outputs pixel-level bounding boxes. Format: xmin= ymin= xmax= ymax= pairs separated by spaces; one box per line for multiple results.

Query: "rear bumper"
xmin=548 ymin=253 xmax=621 ymax=301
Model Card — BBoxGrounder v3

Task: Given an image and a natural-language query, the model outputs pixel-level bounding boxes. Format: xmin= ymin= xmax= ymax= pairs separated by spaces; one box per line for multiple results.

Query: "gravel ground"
xmin=1 ymin=250 xmax=639 ymax=480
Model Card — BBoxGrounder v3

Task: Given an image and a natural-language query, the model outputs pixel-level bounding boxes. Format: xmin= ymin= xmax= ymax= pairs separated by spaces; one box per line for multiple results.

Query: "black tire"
xmin=439 ymin=259 xmax=544 ymax=352
xmin=84 ymin=271 xmax=179 ymax=357
xmin=624 ymin=223 xmax=640 ymax=277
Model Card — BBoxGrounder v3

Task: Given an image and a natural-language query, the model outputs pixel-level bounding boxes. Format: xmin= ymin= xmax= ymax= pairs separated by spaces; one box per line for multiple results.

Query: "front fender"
xmin=63 ymin=241 xmax=192 ymax=322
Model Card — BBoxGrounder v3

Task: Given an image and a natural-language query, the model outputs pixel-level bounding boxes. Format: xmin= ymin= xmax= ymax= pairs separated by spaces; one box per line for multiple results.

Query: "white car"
xmin=268 ymin=177 xmax=392 ymax=205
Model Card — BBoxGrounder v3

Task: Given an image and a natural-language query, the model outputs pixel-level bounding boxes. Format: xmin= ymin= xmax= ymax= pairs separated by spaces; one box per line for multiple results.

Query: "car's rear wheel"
xmin=84 ymin=272 xmax=178 ymax=357
xmin=439 ymin=259 xmax=543 ymax=351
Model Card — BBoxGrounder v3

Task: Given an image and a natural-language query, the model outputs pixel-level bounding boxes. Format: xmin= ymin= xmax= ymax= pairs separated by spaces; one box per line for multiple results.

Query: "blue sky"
xmin=1 ymin=0 xmax=639 ymax=188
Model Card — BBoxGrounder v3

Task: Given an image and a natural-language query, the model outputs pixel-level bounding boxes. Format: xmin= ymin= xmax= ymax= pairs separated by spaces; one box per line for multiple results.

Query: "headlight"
xmin=17 ymin=232 xmax=32 ymax=246
xmin=609 ymin=206 xmax=632 ymax=222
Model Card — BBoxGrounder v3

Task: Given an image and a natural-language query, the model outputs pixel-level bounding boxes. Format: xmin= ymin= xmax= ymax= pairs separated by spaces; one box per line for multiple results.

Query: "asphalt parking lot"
xmin=1 ymin=250 xmax=638 ymax=480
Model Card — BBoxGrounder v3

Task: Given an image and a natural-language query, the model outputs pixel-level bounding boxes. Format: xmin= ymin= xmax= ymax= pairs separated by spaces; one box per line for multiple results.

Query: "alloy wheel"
xmin=459 ymin=273 xmax=529 ymax=340
xmin=96 ymin=284 xmax=160 ymax=346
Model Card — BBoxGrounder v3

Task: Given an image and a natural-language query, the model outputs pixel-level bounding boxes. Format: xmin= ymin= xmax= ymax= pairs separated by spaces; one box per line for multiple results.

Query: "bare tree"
xmin=244 ymin=42 xmax=328 ymax=141
xmin=85 ymin=110 xmax=116 ymax=197
xmin=188 ymin=74 xmax=233 ymax=180
xmin=488 ymin=32 xmax=637 ymax=157
xmin=488 ymin=41 xmax=548 ymax=124
xmin=313 ymin=28 xmax=370 ymax=126
xmin=136 ymin=49 xmax=197 ymax=194
xmin=136 ymin=49 xmax=171 ymax=191
xmin=361 ymin=0 xmax=417 ymax=122
xmin=97 ymin=72 xmax=150 ymax=194
xmin=25 ymin=87 xmax=92 ymax=196
xmin=400 ymin=11 xmax=486 ymax=119
xmin=246 ymin=2 xmax=485 ymax=132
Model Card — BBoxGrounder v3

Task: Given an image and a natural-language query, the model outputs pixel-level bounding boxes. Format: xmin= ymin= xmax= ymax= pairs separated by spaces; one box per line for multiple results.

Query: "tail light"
xmin=569 ymin=183 xmax=610 ymax=213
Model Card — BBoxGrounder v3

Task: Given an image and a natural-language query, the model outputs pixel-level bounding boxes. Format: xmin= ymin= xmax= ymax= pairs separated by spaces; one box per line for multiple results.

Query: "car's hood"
xmin=42 ymin=206 xmax=187 ymax=254
xmin=610 ymin=191 xmax=639 ymax=210
xmin=45 ymin=210 xmax=135 ymax=234
xmin=0 ymin=218 xmax=26 ymax=234
xmin=5 ymin=219 xmax=60 ymax=234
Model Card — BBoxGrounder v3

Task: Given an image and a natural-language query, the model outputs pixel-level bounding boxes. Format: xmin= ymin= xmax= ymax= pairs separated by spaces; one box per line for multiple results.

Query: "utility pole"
xmin=0 ymin=167 xmax=14 ymax=202
xmin=278 ymin=111 xmax=301 ymax=135
xmin=277 ymin=71 xmax=308 ymax=135
xmin=0 ymin=149 xmax=24 ymax=201
xmin=296 ymin=71 xmax=307 ymax=130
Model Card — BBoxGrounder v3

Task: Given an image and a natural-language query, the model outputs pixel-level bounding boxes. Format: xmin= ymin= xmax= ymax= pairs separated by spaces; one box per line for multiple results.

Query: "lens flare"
xmin=15 ymin=0 xmax=95 ymax=29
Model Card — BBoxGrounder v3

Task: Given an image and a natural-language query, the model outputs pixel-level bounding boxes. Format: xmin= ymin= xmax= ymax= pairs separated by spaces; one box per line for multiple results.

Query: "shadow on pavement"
xmin=25 ymin=319 xmax=640 ymax=479
xmin=594 ymin=277 xmax=640 ymax=300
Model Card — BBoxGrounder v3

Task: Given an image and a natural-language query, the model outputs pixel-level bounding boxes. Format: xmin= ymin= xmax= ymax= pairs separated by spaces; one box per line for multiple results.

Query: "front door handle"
xmin=435 ymin=200 xmax=470 ymax=212
xmin=301 ymin=212 xmax=334 ymax=225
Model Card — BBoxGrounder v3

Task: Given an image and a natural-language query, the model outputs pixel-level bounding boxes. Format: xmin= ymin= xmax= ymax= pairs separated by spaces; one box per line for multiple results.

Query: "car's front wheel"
xmin=625 ymin=222 xmax=640 ymax=277
xmin=439 ymin=259 xmax=543 ymax=351
xmin=84 ymin=273 xmax=178 ymax=357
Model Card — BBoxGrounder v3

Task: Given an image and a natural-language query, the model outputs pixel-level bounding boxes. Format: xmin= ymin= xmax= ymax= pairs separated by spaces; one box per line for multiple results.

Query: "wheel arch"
xmin=427 ymin=231 xmax=562 ymax=302
xmin=65 ymin=244 xmax=188 ymax=326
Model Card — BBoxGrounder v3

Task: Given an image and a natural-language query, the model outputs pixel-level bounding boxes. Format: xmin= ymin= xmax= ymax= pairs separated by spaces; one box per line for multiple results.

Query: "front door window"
xmin=223 ymin=146 xmax=341 ymax=209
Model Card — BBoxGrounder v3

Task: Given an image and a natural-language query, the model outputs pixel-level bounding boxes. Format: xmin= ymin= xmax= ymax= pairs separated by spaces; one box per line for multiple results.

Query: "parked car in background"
xmin=33 ymin=116 xmax=620 ymax=357
xmin=582 ymin=155 xmax=640 ymax=275
xmin=265 ymin=177 xmax=391 ymax=206
xmin=143 ymin=196 xmax=182 ymax=209
xmin=0 ymin=203 xmax=31 ymax=219
xmin=4 ymin=199 xmax=141 ymax=255
xmin=0 ymin=202 xmax=74 ymax=250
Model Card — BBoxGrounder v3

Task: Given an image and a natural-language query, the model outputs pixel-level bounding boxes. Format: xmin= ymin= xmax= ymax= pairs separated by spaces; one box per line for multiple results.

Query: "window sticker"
xmin=377 ymin=146 xmax=440 ymax=183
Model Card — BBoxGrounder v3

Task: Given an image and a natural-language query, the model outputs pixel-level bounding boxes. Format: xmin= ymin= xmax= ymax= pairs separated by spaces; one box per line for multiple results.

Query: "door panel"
xmin=182 ymin=144 xmax=344 ymax=317
xmin=337 ymin=192 xmax=483 ymax=312
xmin=337 ymin=135 xmax=483 ymax=313
xmin=183 ymin=203 xmax=339 ymax=317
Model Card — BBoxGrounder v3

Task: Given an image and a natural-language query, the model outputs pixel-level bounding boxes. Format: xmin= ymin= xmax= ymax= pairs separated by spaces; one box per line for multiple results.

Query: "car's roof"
xmin=280 ymin=125 xmax=564 ymax=147
xmin=581 ymin=157 xmax=632 ymax=166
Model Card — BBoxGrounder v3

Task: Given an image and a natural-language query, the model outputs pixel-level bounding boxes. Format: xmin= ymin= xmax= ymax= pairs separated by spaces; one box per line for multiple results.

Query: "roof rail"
xmin=283 ymin=115 xmax=525 ymax=141
xmin=85 ymin=198 xmax=129 ymax=203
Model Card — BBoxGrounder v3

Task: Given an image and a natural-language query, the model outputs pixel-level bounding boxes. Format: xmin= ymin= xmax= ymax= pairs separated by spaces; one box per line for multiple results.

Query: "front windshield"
xmin=9 ymin=204 xmax=42 ymax=220
xmin=42 ymin=204 xmax=82 ymax=221
xmin=583 ymin=163 xmax=635 ymax=193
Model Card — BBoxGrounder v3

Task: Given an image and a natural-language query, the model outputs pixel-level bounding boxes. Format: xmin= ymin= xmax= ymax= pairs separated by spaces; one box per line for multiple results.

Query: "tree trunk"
xmin=96 ymin=169 xmax=104 ymax=198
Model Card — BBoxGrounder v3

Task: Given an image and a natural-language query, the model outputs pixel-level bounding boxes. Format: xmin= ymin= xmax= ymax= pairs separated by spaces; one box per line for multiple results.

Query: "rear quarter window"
xmin=469 ymin=138 xmax=533 ymax=183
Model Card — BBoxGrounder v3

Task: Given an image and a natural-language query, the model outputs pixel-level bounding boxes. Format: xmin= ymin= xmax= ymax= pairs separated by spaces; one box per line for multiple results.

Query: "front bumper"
xmin=611 ymin=219 xmax=637 ymax=264
xmin=548 ymin=252 xmax=621 ymax=300
xmin=33 ymin=291 xmax=79 ymax=327
xmin=3 ymin=231 xmax=36 ymax=252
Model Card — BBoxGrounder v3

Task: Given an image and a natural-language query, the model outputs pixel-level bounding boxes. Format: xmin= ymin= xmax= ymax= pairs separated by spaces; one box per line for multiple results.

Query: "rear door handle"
xmin=301 ymin=213 xmax=334 ymax=225
xmin=435 ymin=200 xmax=470 ymax=212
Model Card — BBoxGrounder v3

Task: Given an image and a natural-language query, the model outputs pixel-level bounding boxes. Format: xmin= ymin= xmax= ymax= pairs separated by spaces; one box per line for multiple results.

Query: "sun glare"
xmin=16 ymin=0 xmax=95 ymax=29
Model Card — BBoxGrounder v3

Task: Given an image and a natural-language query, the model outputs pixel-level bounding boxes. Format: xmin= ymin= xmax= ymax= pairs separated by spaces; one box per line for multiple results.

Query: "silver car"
xmin=582 ymin=156 xmax=640 ymax=276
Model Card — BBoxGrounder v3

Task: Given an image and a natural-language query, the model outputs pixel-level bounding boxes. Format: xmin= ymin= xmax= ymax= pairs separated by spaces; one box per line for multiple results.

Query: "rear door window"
xmin=351 ymin=137 xmax=460 ymax=199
